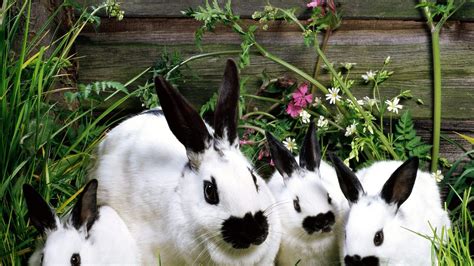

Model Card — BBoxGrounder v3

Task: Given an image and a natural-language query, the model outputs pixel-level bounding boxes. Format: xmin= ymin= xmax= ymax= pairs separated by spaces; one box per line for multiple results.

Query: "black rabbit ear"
xmin=23 ymin=184 xmax=57 ymax=234
xmin=71 ymin=179 xmax=99 ymax=231
xmin=155 ymin=76 xmax=211 ymax=154
xmin=266 ymin=131 xmax=299 ymax=179
xmin=299 ymin=121 xmax=321 ymax=172
xmin=214 ymin=59 xmax=240 ymax=146
xmin=329 ymin=154 xmax=364 ymax=204
xmin=381 ymin=157 xmax=419 ymax=208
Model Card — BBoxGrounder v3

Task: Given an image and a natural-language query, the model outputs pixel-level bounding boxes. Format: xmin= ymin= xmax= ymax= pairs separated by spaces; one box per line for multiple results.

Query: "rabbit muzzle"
xmin=221 ymin=211 xmax=269 ymax=249
xmin=344 ymin=254 xmax=379 ymax=266
xmin=302 ymin=211 xmax=335 ymax=234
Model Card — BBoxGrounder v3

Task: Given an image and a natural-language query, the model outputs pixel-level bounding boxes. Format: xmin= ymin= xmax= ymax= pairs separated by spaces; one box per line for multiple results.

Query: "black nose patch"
xmin=302 ymin=211 xmax=335 ymax=234
xmin=221 ymin=211 xmax=269 ymax=249
xmin=344 ymin=255 xmax=379 ymax=266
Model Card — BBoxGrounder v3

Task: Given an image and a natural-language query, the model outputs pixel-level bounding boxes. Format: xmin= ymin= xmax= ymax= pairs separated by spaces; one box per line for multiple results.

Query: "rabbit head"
xmin=331 ymin=155 xmax=420 ymax=265
xmin=154 ymin=59 xmax=280 ymax=263
xmin=266 ymin=122 xmax=337 ymax=242
xmin=24 ymin=180 xmax=139 ymax=265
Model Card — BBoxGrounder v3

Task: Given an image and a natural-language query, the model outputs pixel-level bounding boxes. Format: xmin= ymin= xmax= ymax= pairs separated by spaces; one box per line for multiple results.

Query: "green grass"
xmin=0 ymin=0 xmax=471 ymax=265
xmin=0 ymin=1 xmax=132 ymax=264
xmin=432 ymin=188 xmax=473 ymax=265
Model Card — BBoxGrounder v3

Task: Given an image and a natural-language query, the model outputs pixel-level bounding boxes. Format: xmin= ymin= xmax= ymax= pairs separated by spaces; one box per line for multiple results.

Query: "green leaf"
xmin=394 ymin=111 xmax=432 ymax=160
xmin=454 ymin=132 xmax=474 ymax=145
xmin=199 ymin=92 xmax=218 ymax=116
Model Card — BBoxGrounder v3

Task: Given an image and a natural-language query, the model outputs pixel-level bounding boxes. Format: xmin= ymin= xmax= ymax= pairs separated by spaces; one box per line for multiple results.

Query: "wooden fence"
xmin=75 ymin=0 xmax=474 ymax=160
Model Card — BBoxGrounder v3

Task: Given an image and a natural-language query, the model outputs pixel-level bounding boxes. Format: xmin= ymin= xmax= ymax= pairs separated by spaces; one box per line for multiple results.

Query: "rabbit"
xmin=265 ymin=121 xmax=348 ymax=266
xmin=92 ymin=59 xmax=281 ymax=265
xmin=23 ymin=179 xmax=140 ymax=266
xmin=330 ymin=155 xmax=451 ymax=266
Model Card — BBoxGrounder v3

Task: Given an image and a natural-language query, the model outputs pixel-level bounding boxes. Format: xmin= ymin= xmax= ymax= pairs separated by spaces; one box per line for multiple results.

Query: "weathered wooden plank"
xmin=414 ymin=120 xmax=474 ymax=161
xmin=77 ymin=19 xmax=474 ymax=120
xmin=78 ymin=0 xmax=474 ymax=20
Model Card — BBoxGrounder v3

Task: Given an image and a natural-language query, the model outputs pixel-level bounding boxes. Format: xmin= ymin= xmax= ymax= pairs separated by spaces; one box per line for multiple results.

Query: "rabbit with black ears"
xmin=266 ymin=122 xmax=347 ymax=266
xmin=24 ymin=179 xmax=140 ymax=265
xmin=92 ymin=59 xmax=281 ymax=265
xmin=330 ymin=155 xmax=451 ymax=266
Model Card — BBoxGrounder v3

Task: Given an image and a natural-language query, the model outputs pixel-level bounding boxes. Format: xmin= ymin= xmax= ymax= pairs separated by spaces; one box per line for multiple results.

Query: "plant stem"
xmin=431 ymin=29 xmax=441 ymax=172
xmin=239 ymin=124 xmax=266 ymax=135
xmin=242 ymin=111 xmax=276 ymax=120
xmin=243 ymin=94 xmax=283 ymax=103
xmin=306 ymin=109 xmax=344 ymax=130
xmin=311 ymin=29 xmax=331 ymax=94
xmin=165 ymin=50 xmax=241 ymax=79
xmin=253 ymin=43 xmax=329 ymax=94
xmin=418 ymin=0 xmax=465 ymax=172
xmin=314 ymin=44 xmax=399 ymax=159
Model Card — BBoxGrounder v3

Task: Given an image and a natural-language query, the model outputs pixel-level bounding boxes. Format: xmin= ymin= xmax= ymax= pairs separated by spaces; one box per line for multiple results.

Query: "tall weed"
xmin=0 ymin=0 xmax=129 ymax=264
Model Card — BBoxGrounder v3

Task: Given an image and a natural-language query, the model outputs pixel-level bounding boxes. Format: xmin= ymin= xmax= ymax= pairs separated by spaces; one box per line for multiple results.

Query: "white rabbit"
xmin=23 ymin=179 xmax=140 ymax=266
xmin=92 ymin=59 xmax=281 ymax=265
xmin=330 ymin=155 xmax=451 ymax=266
xmin=266 ymin=122 xmax=348 ymax=266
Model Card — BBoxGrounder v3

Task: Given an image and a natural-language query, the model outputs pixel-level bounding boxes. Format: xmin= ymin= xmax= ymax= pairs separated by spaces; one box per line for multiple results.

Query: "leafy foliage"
xmin=136 ymin=51 xmax=185 ymax=108
xmin=199 ymin=92 xmax=218 ymax=116
xmin=182 ymin=0 xmax=240 ymax=49
xmin=0 ymin=0 xmax=129 ymax=264
xmin=428 ymin=188 xmax=473 ymax=265
xmin=444 ymin=150 xmax=474 ymax=205
xmin=394 ymin=111 xmax=432 ymax=161
xmin=65 ymin=81 xmax=128 ymax=103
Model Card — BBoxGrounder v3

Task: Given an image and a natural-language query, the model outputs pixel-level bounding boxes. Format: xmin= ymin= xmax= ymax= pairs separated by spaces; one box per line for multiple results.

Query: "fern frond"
xmin=394 ymin=111 xmax=432 ymax=160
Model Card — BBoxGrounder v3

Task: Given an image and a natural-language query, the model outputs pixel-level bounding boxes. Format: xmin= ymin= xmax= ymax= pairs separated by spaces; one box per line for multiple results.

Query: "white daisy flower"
xmin=363 ymin=124 xmax=374 ymax=135
xmin=362 ymin=70 xmax=376 ymax=83
xmin=312 ymin=97 xmax=322 ymax=107
xmin=345 ymin=122 xmax=358 ymax=137
xmin=283 ymin=137 xmax=298 ymax=152
xmin=325 ymin=87 xmax=341 ymax=105
xmin=385 ymin=97 xmax=403 ymax=114
xmin=431 ymin=170 xmax=444 ymax=183
xmin=341 ymin=62 xmax=357 ymax=70
xmin=363 ymin=96 xmax=378 ymax=107
xmin=317 ymin=116 xmax=329 ymax=129
xmin=299 ymin=110 xmax=311 ymax=124
xmin=384 ymin=56 xmax=391 ymax=65
xmin=333 ymin=114 xmax=344 ymax=125
xmin=355 ymin=98 xmax=364 ymax=105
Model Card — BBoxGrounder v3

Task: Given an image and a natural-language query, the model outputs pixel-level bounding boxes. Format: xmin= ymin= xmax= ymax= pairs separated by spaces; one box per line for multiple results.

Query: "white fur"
xmin=268 ymin=160 xmax=348 ymax=266
xmin=29 ymin=206 xmax=140 ymax=265
xmin=93 ymin=113 xmax=281 ymax=265
xmin=342 ymin=161 xmax=451 ymax=265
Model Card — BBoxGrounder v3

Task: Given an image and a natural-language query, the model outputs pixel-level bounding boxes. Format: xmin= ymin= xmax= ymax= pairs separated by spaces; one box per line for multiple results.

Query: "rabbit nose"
xmin=344 ymin=255 xmax=380 ymax=266
xmin=302 ymin=211 xmax=335 ymax=234
xmin=221 ymin=211 xmax=269 ymax=249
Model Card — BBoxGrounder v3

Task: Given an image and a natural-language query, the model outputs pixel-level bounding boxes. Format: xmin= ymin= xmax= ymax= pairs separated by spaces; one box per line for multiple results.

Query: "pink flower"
xmin=307 ymin=0 xmax=336 ymax=14
xmin=327 ymin=0 xmax=336 ymax=13
xmin=307 ymin=0 xmax=323 ymax=8
xmin=239 ymin=139 xmax=250 ymax=145
xmin=258 ymin=148 xmax=270 ymax=160
xmin=286 ymin=101 xmax=303 ymax=118
xmin=292 ymin=83 xmax=313 ymax=107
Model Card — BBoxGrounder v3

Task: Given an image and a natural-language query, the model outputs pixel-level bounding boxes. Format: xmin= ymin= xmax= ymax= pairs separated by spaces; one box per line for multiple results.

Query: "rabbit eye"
xmin=203 ymin=177 xmax=219 ymax=205
xmin=374 ymin=229 xmax=384 ymax=246
xmin=293 ymin=196 xmax=301 ymax=213
xmin=70 ymin=253 xmax=81 ymax=266
xmin=327 ymin=193 xmax=332 ymax=204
